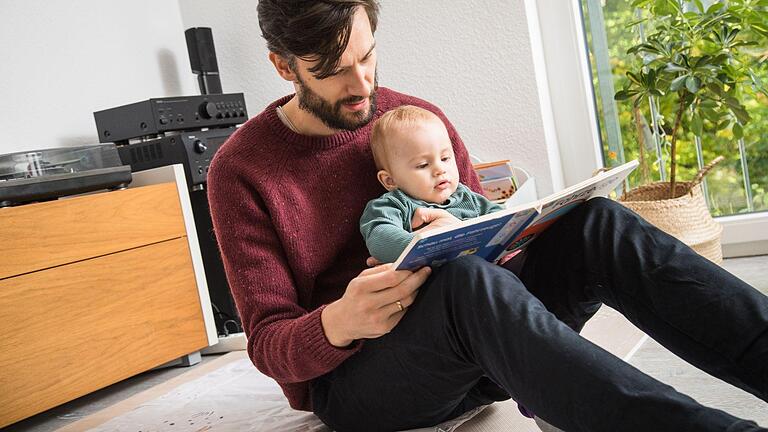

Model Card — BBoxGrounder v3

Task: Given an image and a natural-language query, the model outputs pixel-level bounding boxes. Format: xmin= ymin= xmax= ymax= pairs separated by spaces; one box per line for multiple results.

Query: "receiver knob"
xmin=193 ymin=140 xmax=208 ymax=154
xmin=200 ymin=102 xmax=218 ymax=119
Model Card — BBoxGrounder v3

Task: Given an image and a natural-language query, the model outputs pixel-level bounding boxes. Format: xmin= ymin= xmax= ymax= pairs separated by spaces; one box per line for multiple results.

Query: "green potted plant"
xmin=614 ymin=0 xmax=767 ymax=262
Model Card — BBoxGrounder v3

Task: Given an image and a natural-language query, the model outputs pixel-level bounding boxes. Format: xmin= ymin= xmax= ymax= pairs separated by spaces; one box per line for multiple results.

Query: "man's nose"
xmin=347 ymin=63 xmax=372 ymax=97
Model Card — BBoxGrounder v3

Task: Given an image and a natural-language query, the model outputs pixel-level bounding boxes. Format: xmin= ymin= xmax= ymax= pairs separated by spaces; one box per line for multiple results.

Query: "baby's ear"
xmin=377 ymin=170 xmax=398 ymax=191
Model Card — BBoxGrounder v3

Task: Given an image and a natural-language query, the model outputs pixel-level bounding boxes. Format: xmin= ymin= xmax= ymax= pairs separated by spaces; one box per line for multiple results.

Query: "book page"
xmin=500 ymin=160 xmax=638 ymax=254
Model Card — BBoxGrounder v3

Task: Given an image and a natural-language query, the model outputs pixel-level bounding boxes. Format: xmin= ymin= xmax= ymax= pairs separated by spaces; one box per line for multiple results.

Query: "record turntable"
xmin=0 ymin=144 xmax=132 ymax=207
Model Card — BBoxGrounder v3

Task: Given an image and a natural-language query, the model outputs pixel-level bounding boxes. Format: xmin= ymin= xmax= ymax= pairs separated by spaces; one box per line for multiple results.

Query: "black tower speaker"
xmin=184 ymin=26 xmax=242 ymax=336
xmin=190 ymin=188 xmax=242 ymax=336
xmin=185 ymin=27 xmax=223 ymax=95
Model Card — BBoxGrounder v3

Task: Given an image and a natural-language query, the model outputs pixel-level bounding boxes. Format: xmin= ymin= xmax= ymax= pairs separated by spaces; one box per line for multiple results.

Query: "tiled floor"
xmin=626 ymin=255 xmax=768 ymax=425
xmin=4 ymin=255 xmax=767 ymax=431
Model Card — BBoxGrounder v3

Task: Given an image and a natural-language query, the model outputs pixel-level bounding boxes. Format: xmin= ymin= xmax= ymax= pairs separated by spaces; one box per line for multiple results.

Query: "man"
xmin=207 ymin=1 xmax=768 ymax=431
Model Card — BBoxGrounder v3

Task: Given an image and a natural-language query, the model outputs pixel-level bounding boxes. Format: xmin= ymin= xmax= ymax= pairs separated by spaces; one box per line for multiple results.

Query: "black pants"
xmin=311 ymin=198 xmax=768 ymax=431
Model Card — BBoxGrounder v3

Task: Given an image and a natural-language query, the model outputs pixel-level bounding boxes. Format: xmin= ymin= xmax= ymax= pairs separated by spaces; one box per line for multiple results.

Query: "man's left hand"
xmin=411 ymin=208 xmax=460 ymax=233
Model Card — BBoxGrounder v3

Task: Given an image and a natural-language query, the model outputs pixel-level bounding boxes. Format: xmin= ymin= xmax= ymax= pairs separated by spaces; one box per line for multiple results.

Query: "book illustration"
xmin=480 ymin=177 xmax=517 ymax=201
xmin=500 ymin=199 xmax=585 ymax=253
xmin=474 ymin=160 xmax=518 ymax=202
xmin=393 ymin=160 xmax=639 ymax=271
xmin=473 ymin=160 xmax=512 ymax=181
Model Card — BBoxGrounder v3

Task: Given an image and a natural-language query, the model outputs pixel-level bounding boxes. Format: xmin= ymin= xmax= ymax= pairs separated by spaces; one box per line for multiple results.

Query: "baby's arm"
xmin=360 ymin=197 xmax=415 ymax=263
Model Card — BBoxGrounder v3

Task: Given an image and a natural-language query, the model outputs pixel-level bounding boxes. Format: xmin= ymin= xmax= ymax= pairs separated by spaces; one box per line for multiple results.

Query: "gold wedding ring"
xmin=395 ymin=300 xmax=404 ymax=312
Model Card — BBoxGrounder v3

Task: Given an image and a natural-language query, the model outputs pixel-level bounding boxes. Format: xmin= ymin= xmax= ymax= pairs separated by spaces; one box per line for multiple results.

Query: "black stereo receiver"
xmin=94 ymin=93 xmax=246 ymax=143
xmin=117 ymin=127 xmax=234 ymax=187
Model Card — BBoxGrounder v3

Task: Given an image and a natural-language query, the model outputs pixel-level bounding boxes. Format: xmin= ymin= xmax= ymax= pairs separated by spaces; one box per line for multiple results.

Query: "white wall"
xmin=178 ymin=1 xmax=561 ymax=196
xmin=0 ymin=1 xmax=197 ymax=155
xmin=0 ymin=1 xmax=561 ymax=196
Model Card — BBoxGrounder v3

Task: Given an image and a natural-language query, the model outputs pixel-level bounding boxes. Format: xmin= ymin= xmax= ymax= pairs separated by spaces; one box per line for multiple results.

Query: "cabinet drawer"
xmin=0 ymin=237 xmax=207 ymax=427
xmin=0 ymin=183 xmax=186 ymax=279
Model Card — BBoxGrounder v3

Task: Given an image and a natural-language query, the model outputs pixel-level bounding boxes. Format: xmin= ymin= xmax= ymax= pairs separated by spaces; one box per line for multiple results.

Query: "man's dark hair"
xmin=257 ymin=0 xmax=380 ymax=79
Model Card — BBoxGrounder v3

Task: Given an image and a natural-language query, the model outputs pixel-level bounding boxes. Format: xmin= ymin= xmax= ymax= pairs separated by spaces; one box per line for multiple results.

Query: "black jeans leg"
xmin=520 ymin=197 xmax=768 ymax=403
xmin=312 ymin=254 xmax=765 ymax=431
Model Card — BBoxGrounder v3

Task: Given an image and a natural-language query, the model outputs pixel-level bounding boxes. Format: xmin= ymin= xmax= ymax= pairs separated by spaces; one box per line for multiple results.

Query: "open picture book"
xmin=392 ymin=159 xmax=639 ymax=271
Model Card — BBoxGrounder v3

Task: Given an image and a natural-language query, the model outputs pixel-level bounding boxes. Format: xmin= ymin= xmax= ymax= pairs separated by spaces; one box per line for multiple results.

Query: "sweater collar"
xmin=265 ymin=94 xmax=377 ymax=150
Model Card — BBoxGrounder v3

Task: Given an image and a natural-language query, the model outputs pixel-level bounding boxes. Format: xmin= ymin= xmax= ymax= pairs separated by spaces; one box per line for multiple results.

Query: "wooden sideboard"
xmin=0 ymin=165 xmax=216 ymax=428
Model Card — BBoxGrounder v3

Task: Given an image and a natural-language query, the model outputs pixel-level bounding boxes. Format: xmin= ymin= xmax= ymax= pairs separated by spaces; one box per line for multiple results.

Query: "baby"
xmin=360 ymin=105 xmax=503 ymax=263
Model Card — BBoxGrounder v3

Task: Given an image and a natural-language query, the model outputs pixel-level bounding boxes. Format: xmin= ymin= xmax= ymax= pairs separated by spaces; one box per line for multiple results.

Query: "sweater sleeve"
xmin=473 ymin=191 xmax=505 ymax=215
xmin=207 ymin=152 xmax=362 ymax=384
xmin=359 ymin=196 xmax=415 ymax=263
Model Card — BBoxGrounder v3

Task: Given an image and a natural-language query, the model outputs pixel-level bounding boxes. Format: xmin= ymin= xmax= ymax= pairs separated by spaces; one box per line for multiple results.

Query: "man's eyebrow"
xmin=336 ymin=42 xmax=376 ymax=72
xmin=362 ymin=41 xmax=376 ymax=60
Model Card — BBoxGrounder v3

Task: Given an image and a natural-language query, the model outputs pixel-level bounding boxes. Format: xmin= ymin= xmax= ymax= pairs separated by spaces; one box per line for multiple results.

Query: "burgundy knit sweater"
xmin=207 ymin=87 xmax=482 ymax=411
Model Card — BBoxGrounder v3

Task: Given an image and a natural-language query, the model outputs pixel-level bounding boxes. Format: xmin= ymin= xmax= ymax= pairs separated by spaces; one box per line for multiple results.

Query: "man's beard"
xmin=294 ymin=71 xmax=379 ymax=131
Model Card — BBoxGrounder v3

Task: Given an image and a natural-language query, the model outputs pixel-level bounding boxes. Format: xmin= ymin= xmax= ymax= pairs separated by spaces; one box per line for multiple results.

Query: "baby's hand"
xmin=411 ymin=208 xmax=460 ymax=233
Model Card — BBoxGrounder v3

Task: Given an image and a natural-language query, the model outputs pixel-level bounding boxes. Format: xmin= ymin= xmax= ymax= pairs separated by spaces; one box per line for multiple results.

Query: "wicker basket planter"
xmin=621 ymin=182 xmax=722 ymax=263
xmin=619 ymin=157 xmax=724 ymax=264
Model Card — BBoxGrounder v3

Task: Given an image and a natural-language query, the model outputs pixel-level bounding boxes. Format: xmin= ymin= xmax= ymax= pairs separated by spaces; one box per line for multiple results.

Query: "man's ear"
xmin=269 ymin=52 xmax=298 ymax=82
xmin=377 ymin=170 xmax=398 ymax=191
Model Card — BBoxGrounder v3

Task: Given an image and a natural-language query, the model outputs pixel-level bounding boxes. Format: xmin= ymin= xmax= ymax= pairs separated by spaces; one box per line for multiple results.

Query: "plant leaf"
xmin=615 ymin=90 xmax=637 ymax=101
xmin=686 ymin=76 xmax=702 ymax=93
xmin=731 ymin=105 xmax=752 ymax=125
xmin=733 ymin=123 xmax=744 ymax=140
xmin=627 ymin=71 xmax=643 ymax=85
xmin=670 ymin=75 xmax=689 ymax=91
xmin=693 ymin=55 xmax=712 ymax=68
xmin=701 ymin=107 xmax=720 ymax=122
xmin=751 ymin=23 xmax=768 ymax=38
xmin=665 ymin=62 xmax=688 ymax=72
xmin=715 ymin=119 xmax=730 ymax=131
xmin=706 ymin=82 xmax=725 ymax=96
xmin=691 ymin=114 xmax=704 ymax=136
xmin=706 ymin=2 xmax=725 ymax=14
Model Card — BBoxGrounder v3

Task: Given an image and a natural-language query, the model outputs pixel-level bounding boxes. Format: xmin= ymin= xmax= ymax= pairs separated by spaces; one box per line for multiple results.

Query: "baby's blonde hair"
xmin=370 ymin=105 xmax=441 ymax=170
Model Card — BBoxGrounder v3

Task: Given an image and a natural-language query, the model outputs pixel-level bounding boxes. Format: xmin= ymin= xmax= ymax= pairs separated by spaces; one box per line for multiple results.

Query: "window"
xmin=524 ymin=0 xmax=768 ymax=257
xmin=580 ymin=0 xmax=768 ymax=217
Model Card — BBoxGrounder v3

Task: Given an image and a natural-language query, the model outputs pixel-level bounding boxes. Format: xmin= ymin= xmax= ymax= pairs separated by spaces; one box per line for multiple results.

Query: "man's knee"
xmin=430 ymin=255 xmax=528 ymax=303
xmin=427 ymin=256 xmax=554 ymax=336
xmin=584 ymin=196 xmax=630 ymax=216
xmin=437 ymin=255 xmax=519 ymax=284
xmin=428 ymin=256 xmax=486 ymax=298
xmin=580 ymin=197 xmax=645 ymax=232
xmin=438 ymin=254 xmax=489 ymax=275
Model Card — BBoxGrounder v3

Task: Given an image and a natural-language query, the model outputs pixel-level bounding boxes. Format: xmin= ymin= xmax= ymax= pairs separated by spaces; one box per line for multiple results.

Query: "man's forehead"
xmin=296 ymin=7 xmax=375 ymax=74
xmin=337 ymin=7 xmax=376 ymax=63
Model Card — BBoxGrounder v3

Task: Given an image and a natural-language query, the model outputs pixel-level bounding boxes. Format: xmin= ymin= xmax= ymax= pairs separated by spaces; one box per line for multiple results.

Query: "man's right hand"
xmin=321 ymin=263 xmax=432 ymax=347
